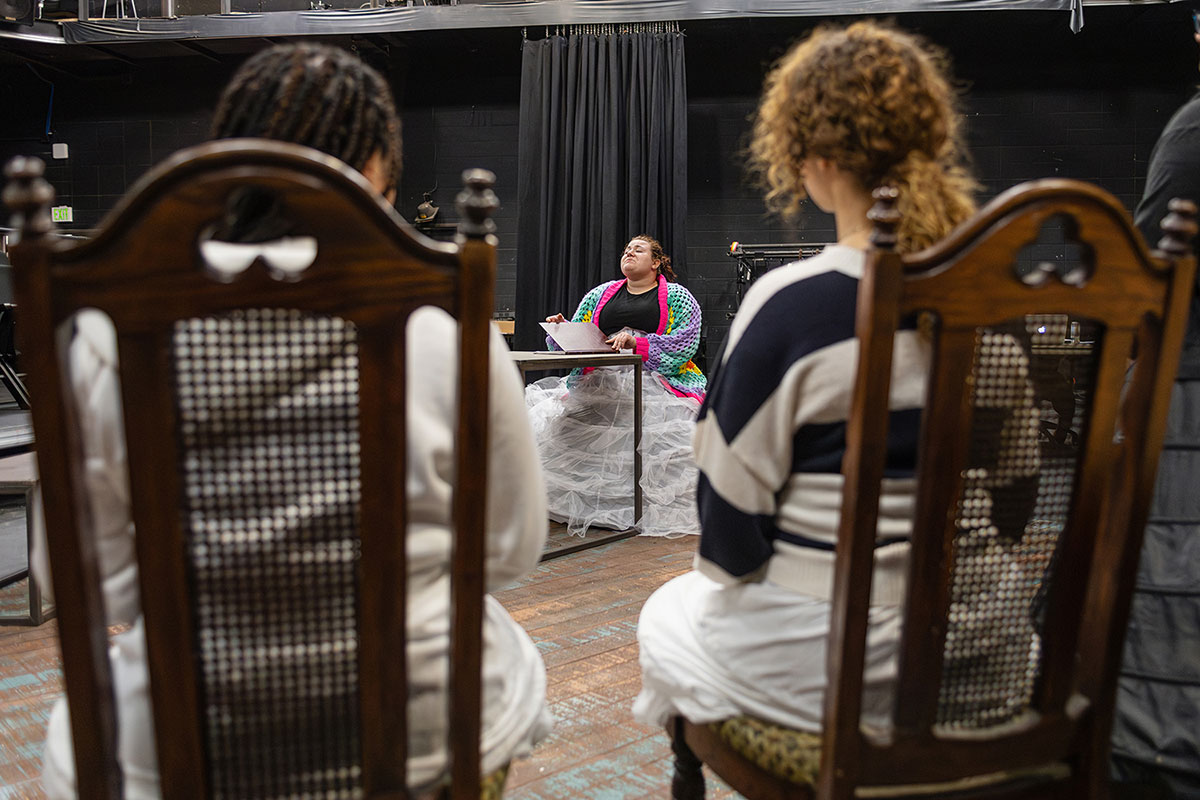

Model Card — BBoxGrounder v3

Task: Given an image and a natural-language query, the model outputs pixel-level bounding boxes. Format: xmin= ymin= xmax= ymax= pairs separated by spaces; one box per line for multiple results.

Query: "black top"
xmin=596 ymin=282 xmax=660 ymax=336
xmin=1135 ymin=91 xmax=1200 ymax=379
xmin=1112 ymin=90 xmax=1200 ymax=793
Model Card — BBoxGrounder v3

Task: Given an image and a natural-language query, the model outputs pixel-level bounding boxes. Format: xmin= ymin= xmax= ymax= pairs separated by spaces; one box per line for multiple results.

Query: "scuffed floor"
xmin=0 ymin=579 xmax=59 ymax=799
xmin=0 ymin=529 xmax=738 ymax=799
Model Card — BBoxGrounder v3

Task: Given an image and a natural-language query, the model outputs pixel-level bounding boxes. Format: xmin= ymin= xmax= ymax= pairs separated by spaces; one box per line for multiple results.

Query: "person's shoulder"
xmin=71 ymin=309 xmax=119 ymax=368
xmin=739 ymin=246 xmax=864 ymax=319
xmin=665 ymin=280 xmax=698 ymax=302
xmin=586 ymin=280 xmax=622 ymax=299
xmin=719 ymin=246 xmax=862 ymax=365
xmin=1156 ymin=91 xmax=1200 ymax=143
xmin=408 ymin=305 xmax=457 ymax=357
xmin=410 ymin=304 xmax=455 ymax=332
xmin=1173 ymin=91 xmax=1200 ymax=121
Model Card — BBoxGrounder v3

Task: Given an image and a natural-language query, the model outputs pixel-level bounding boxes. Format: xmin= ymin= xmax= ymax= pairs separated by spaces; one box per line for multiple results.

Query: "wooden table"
xmin=0 ymin=451 xmax=53 ymax=626
xmin=511 ymin=350 xmax=643 ymax=558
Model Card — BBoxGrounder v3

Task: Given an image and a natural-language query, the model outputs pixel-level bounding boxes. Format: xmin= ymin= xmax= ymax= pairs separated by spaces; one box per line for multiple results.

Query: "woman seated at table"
xmin=635 ymin=21 xmax=980 ymax=732
xmin=525 ymin=235 xmax=706 ymax=537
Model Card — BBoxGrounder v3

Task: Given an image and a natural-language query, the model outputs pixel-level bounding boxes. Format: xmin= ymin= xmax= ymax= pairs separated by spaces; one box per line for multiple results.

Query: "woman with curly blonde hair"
xmin=750 ymin=19 xmax=976 ymax=253
xmin=635 ymin=21 xmax=975 ymax=735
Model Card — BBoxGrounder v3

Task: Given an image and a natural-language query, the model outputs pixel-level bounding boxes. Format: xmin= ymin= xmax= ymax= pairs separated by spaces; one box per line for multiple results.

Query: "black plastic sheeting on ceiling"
xmin=57 ymin=0 xmax=1097 ymax=45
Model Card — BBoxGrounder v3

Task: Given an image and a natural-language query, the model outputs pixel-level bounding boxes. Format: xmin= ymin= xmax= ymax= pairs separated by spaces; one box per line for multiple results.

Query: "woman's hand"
xmin=606 ymin=331 xmax=638 ymax=351
xmin=545 ymin=313 xmax=566 ymax=323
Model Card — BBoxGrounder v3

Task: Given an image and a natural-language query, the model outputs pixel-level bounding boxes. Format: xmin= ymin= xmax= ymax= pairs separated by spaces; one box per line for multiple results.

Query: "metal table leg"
xmin=514 ymin=353 xmax=645 ymax=559
xmin=633 ymin=363 xmax=642 ymax=527
xmin=0 ymin=479 xmax=55 ymax=627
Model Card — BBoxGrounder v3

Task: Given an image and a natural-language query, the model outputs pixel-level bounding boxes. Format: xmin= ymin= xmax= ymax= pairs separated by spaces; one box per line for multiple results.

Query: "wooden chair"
xmin=3 ymin=140 xmax=500 ymax=800
xmin=669 ymin=180 xmax=1198 ymax=800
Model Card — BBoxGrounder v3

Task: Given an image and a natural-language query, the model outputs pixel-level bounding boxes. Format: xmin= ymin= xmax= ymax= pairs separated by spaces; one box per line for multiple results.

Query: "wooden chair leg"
xmin=670 ymin=716 xmax=706 ymax=800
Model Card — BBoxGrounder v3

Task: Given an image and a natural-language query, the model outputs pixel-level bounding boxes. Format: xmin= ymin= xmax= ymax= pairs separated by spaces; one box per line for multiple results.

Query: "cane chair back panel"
xmin=3 ymin=141 xmax=499 ymax=800
xmin=174 ymin=310 xmax=363 ymax=798
xmin=933 ymin=316 xmax=1098 ymax=734
xmin=821 ymin=180 xmax=1196 ymax=799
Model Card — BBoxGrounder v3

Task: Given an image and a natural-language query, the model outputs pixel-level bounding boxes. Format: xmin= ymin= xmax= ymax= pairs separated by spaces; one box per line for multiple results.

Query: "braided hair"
xmin=211 ymin=43 xmax=402 ymax=196
xmin=632 ymin=234 xmax=677 ymax=282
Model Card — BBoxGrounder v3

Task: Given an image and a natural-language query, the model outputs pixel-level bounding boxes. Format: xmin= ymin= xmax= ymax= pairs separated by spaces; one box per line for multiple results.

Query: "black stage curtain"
xmin=515 ymin=24 xmax=687 ymax=351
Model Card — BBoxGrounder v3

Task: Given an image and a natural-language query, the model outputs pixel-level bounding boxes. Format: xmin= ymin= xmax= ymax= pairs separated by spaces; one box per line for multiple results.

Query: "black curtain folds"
xmin=515 ymin=24 xmax=687 ymax=350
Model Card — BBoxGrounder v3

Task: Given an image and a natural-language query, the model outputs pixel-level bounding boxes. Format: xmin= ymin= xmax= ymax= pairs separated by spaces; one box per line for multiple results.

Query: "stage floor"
xmin=0 ymin=526 xmax=737 ymax=799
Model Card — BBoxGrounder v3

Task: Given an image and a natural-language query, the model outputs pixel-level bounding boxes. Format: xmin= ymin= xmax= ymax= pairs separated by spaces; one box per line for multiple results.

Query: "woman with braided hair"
xmin=36 ymin=43 xmax=552 ymax=798
xmin=526 ymin=234 xmax=707 ymax=538
xmin=208 ymin=42 xmax=401 ymax=202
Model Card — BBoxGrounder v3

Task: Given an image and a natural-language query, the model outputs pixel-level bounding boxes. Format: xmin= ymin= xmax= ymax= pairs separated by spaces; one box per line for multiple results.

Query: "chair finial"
xmin=456 ymin=169 xmax=498 ymax=240
xmin=868 ymin=186 xmax=901 ymax=251
xmin=2 ymin=156 xmax=56 ymax=244
xmin=1157 ymin=198 xmax=1198 ymax=259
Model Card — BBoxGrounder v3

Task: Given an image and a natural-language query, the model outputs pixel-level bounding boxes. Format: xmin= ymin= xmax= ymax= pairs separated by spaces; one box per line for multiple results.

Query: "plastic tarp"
xmin=58 ymin=0 xmax=1097 ymax=45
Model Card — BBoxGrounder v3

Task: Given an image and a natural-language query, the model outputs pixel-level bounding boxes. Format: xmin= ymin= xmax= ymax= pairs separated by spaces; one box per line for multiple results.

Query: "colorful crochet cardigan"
xmin=548 ymin=275 xmax=707 ymax=401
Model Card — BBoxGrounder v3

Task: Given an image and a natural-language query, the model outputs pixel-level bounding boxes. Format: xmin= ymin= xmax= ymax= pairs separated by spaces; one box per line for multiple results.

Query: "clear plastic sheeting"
xmin=52 ymin=0 xmax=1133 ymax=45
xmin=524 ymin=365 xmax=702 ymax=538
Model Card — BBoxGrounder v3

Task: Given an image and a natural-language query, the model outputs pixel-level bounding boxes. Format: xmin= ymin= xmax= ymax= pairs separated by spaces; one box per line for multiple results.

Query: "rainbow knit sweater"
xmin=550 ymin=275 xmax=707 ymax=401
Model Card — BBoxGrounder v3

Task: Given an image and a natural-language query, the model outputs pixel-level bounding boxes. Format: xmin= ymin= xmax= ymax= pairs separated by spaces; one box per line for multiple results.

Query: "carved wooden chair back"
xmin=3 ymin=140 xmax=499 ymax=800
xmin=669 ymin=180 xmax=1196 ymax=800
xmin=821 ymin=180 xmax=1197 ymax=799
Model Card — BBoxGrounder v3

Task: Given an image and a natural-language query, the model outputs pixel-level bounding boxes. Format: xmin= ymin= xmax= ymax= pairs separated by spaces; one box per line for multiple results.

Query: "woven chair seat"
xmin=710 ymin=716 xmax=823 ymax=786
xmin=430 ymin=764 xmax=509 ymax=799
xmin=480 ymin=764 xmax=510 ymax=800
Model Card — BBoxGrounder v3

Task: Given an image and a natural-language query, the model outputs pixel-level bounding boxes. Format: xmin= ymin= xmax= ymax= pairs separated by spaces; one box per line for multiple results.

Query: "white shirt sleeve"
xmin=30 ymin=310 xmax=140 ymax=626
xmin=481 ymin=325 xmax=548 ymax=589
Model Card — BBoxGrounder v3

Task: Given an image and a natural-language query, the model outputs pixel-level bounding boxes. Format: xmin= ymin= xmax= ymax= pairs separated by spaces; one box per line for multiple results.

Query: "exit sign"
xmin=51 ymin=206 xmax=73 ymax=223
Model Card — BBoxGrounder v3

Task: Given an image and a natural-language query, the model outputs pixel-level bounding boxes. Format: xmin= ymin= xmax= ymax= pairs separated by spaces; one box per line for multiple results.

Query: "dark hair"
xmin=631 ymin=235 xmax=677 ymax=282
xmin=211 ymin=43 xmax=402 ymax=197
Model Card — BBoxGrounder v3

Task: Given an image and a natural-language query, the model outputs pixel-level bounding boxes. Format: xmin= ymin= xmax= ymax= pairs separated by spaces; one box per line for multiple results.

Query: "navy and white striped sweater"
xmin=692 ymin=246 xmax=929 ymax=606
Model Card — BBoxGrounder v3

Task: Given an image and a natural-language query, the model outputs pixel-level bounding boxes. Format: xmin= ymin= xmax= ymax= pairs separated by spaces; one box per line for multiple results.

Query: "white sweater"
xmin=35 ymin=305 xmax=551 ymax=796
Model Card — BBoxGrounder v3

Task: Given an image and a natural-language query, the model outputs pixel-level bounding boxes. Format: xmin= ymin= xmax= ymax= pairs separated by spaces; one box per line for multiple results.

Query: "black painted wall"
xmin=1 ymin=5 xmax=1196 ymax=359
xmin=682 ymin=8 xmax=1197 ymax=356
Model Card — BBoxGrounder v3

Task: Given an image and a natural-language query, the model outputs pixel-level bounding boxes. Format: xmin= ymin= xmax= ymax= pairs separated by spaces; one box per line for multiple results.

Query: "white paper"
xmin=540 ymin=321 xmax=614 ymax=353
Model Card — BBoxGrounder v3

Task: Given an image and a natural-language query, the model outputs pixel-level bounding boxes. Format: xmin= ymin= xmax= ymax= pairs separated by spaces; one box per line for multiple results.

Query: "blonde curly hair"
xmin=749 ymin=21 xmax=977 ymax=253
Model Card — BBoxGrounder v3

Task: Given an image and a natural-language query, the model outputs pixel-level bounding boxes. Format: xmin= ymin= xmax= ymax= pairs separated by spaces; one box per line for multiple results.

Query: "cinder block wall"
xmin=681 ymin=8 xmax=1195 ymax=360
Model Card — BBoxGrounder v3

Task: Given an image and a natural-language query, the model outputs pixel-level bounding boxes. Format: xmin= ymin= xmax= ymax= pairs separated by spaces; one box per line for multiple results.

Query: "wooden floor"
xmin=0 ymin=575 xmax=59 ymax=799
xmin=0 ymin=529 xmax=739 ymax=798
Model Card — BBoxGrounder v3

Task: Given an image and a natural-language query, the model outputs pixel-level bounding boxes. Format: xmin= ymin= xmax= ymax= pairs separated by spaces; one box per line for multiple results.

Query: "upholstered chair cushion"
xmin=710 ymin=716 xmax=823 ymax=786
